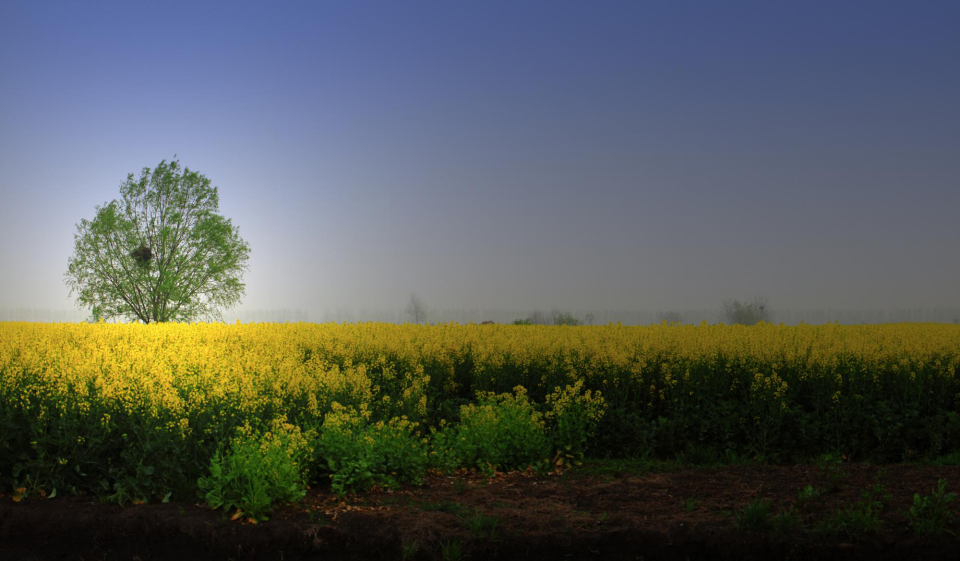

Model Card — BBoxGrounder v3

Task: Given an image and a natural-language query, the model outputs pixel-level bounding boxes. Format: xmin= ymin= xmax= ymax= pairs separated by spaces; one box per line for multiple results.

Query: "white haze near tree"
xmin=1 ymin=2 xmax=959 ymax=325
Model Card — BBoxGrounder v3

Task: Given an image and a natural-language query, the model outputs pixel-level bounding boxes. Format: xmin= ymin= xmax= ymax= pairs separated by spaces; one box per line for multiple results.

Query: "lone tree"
xmin=66 ymin=158 xmax=250 ymax=323
xmin=405 ymin=293 xmax=428 ymax=324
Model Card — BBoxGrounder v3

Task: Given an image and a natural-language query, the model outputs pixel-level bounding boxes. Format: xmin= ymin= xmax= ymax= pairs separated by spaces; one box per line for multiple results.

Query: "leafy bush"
xmin=314 ymin=403 xmax=428 ymax=496
xmin=721 ymin=297 xmax=770 ymax=325
xmin=545 ymin=381 xmax=605 ymax=467
xmin=437 ymin=387 xmax=550 ymax=474
xmin=197 ymin=420 xmax=311 ymax=522
xmin=906 ymin=479 xmax=956 ymax=538
xmin=551 ymin=310 xmax=583 ymax=326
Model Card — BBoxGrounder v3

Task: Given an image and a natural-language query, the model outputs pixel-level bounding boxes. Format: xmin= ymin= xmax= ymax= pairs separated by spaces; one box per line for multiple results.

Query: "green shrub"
xmin=545 ymin=381 xmax=605 ymax=467
xmin=906 ymin=479 xmax=956 ymax=539
xmin=196 ymin=420 xmax=311 ymax=522
xmin=551 ymin=311 xmax=582 ymax=326
xmin=314 ymin=403 xmax=428 ymax=496
xmin=439 ymin=387 xmax=550 ymax=474
xmin=796 ymin=484 xmax=824 ymax=509
xmin=736 ymin=497 xmax=773 ymax=532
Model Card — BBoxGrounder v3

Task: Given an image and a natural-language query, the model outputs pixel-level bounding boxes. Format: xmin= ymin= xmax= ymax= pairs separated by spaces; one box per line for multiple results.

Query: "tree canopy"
xmin=66 ymin=158 xmax=250 ymax=323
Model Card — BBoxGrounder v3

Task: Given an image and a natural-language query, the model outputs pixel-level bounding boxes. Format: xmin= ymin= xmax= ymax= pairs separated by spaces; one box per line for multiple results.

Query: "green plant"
xmin=796 ymin=484 xmax=823 ymax=509
xmin=930 ymin=452 xmax=960 ymax=466
xmin=736 ymin=498 xmax=773 ymax=532
xmin=440 ymin=387 xmax=551 ymax=474
xmin=545 ymin=381 xmax=606 ymax=468
xmin=906 ymin=479 xmax=956 ymax=539
xmin=440 ymin=539 xmax=464 ymax=561
xmin=315 ymin=404 xmax=428 ymax=496
xmin=401 ymin=539 xmax=421 ymax=560
xmin=814 ymin=499 xmax=883 ymax=540
xmin=196 ymin=421 xmax=311 ymax=522
xmin=682 ymin=497 xmax=698 ymax=512
xmin=461 ymin=508 xmax=499 ymax=540
xmin=814 ymin=483 xmax=889 ymax=540
xmin=451 ymin=478 xmax=467 ymax=495
xmin=770 ymin=507 xmax=802 ymax=535
xmin=817 ymin=453 xmax=848 ymax=491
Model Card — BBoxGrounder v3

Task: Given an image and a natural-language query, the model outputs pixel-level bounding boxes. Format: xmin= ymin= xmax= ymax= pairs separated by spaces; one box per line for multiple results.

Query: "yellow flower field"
xmin=1 ymin=321 xmax=959 ymax=506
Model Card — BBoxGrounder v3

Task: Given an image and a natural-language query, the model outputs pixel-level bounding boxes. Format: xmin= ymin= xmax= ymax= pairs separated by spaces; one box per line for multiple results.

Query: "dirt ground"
xmin=2 ymin=464 xmax=960 ymax=560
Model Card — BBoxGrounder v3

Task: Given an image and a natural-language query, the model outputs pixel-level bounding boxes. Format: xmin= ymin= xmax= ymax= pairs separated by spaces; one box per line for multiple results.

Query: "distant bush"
xmin=551 ymin=310 xmax=582 ymax=326
xmin=721 ymin=297 xmax=770 ymax=325
xmin=514 ymin=310 xmax=583 ymax=325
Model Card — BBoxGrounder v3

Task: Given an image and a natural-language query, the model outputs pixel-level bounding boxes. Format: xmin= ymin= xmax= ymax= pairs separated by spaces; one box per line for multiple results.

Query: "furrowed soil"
xmin=2 ymin=464 xmax=959 ymax=561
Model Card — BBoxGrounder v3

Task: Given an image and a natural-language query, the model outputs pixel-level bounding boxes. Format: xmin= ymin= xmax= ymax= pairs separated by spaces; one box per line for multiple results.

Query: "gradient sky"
xmin=1 ymin=1 xmax=958 ymax=319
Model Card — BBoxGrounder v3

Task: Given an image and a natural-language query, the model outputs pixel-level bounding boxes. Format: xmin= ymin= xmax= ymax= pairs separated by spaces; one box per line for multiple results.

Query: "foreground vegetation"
xmin=2 ymin=322 xmax=959 ymax=520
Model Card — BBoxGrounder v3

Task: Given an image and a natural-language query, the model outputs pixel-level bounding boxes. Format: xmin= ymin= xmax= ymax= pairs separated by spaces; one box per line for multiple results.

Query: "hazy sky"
xmin=1 ymin=1 xmax=958 ymax=318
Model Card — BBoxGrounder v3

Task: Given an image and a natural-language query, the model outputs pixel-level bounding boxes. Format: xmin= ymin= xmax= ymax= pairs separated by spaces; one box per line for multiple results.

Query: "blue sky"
xmin=1 ymin=1 xmax=958 ymax=318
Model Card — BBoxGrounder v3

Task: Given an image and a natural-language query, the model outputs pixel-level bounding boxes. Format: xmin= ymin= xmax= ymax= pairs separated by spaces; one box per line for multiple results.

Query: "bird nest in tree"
xmin=130 ymin=244 xmax=153 ymax=267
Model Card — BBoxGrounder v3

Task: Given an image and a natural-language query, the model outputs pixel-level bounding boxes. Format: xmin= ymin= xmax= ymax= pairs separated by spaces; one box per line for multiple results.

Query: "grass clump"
xmin=770 ymin=506 xmax=802 ymax=535
xmin=439 ymin=538 xmax=464 ymax=561
xmin=460 ymin=508 xmax=499 ymax=540
xmin=736 ymin=498 xmax=801 ymax=535
xmin=736 ymin=497 xmax=773 ymax=532
xmin=814 ymin=485 xmax=889 ymax=541
xmin=906 ymin=479 xmax=956 ymax=539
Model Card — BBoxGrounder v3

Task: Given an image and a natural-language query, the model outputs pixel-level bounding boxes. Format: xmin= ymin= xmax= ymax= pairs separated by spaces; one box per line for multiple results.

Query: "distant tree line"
xmin=5 ymin=306 xmax=960 ymax=325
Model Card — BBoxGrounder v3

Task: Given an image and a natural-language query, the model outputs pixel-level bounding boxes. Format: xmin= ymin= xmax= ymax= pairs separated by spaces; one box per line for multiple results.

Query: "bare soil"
xmin=2 ymin=464 xmax=960 ymax=560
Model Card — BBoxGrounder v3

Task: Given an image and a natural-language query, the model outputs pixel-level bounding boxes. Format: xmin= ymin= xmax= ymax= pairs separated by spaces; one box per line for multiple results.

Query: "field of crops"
xmin=2 ymin=322 xmax=959 ymax=518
